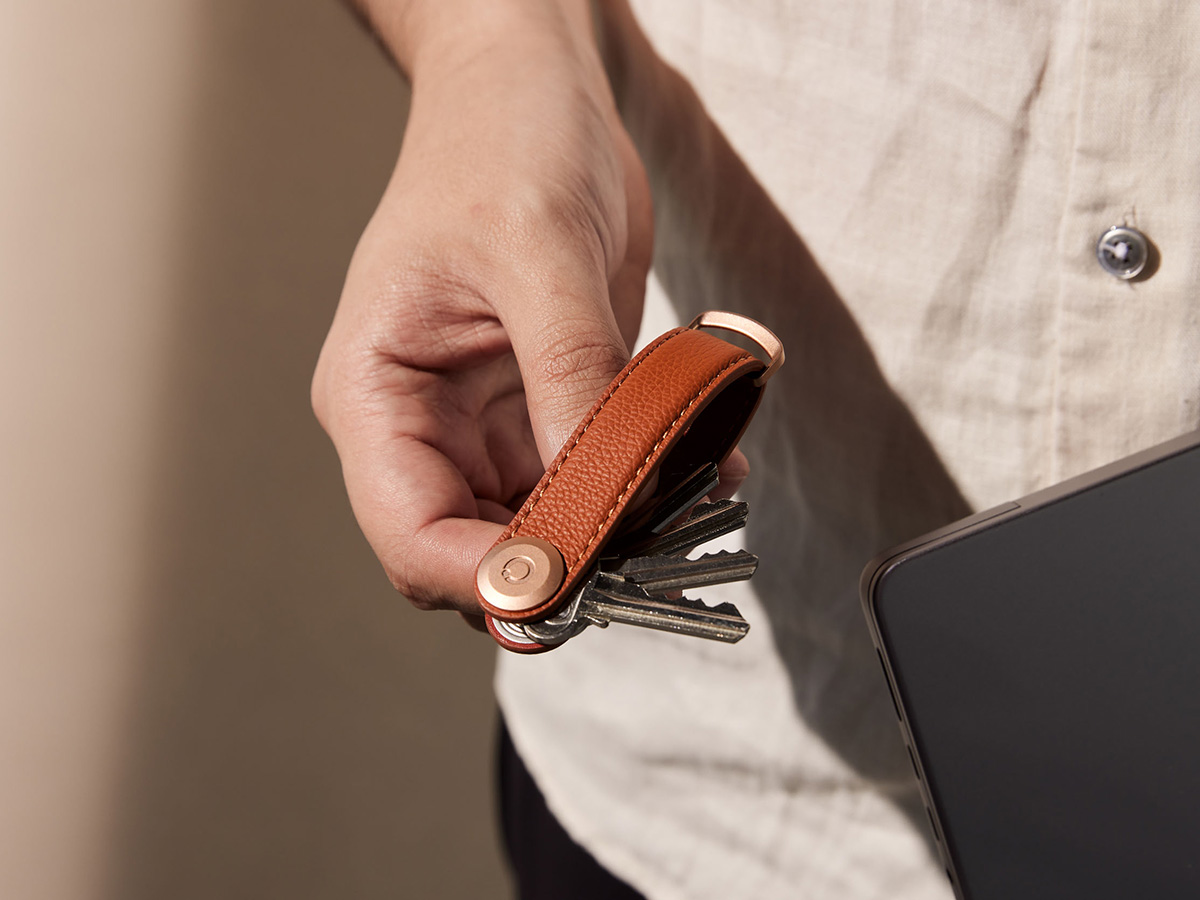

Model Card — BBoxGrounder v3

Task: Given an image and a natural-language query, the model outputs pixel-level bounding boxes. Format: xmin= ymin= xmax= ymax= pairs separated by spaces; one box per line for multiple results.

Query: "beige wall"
xmin=1 ymin=2 xmax=509 ymax=897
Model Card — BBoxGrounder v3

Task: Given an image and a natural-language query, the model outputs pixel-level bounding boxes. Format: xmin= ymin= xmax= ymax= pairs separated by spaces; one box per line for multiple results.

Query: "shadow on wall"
xmin=105 ymin=3 xmax=509 ymax=898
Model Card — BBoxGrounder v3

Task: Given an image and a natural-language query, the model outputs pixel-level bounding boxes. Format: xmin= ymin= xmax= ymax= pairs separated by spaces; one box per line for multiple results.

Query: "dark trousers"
xmin=498 ymin=718 xmax=647 ymax=900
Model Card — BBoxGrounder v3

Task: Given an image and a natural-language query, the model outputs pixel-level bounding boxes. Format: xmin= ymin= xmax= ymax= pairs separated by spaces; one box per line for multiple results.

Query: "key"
xmin=581 ymin=574 xmax=750 ymax=642
xmin=617 ymin=463 xmax=720 ymax=538
xmin=615 ymin=500 xmax=750 ymax=558
xmin=615 ymin=549 xmax=758 ymax=592
xmin=492 ymin=462 xmax=756 ymax=650
xmin=521 ymin=574 xmax=751 ymax=645
xmin=518 ymin=545 xmax=756 ymax=645
xmin=615 ymin=547 xmax=756 ymax=589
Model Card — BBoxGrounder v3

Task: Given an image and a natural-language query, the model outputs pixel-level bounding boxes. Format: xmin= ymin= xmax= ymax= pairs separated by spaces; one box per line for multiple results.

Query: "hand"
xmin=312 ymin=1 xmax=654 ymax=617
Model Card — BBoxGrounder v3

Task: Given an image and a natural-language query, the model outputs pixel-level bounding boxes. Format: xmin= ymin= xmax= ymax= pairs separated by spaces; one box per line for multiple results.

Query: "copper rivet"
xmin=476 ymin=537 xmax=565 ymax=612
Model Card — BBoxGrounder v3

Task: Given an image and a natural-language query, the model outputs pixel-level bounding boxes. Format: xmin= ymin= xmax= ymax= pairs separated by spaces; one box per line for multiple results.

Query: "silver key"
xmin=617 ymin=463 xmax=720 ymax=537
xmin=520 ymin=571 xmax=752 ymax=645
xmin=491 ymin=463 xmax=755 ymax=649
xmin=616 ymin=549 xmax=757 ymax=591
xmin=616 ymin=499 xmax=749 ymax=558
xmin=581 ymin=572 xmax=751 ymax=641
xmin=517 ymin=548 xmax=756 ymax=646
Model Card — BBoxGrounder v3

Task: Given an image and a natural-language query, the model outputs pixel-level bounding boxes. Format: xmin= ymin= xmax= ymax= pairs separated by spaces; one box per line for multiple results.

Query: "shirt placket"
xmin=1050 ymin=0 xmax=1200 ymax=482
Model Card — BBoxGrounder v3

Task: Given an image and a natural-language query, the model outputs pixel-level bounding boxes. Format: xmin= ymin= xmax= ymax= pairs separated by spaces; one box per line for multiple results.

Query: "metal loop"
xmin=688 ymin=311 xmax=785 ymax=385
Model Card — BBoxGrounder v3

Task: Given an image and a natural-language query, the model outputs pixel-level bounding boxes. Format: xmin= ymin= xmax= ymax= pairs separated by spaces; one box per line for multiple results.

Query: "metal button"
xmin=476 ymin=536 xmax=565 ymax=612
xmin=1095 ymin=225 xmax=1149 ymax=280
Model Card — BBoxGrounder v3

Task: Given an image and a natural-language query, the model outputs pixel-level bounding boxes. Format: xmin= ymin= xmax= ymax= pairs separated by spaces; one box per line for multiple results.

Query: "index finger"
xmin=333 ymin=421 xmax=506 ymax=614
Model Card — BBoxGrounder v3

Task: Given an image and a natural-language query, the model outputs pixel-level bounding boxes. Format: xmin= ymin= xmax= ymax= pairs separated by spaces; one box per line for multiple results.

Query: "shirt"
xmin=497 ymin=2 xmax=1200 ymax=897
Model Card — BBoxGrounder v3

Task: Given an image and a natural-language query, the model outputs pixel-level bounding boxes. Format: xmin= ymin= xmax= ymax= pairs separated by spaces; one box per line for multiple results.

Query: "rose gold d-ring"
xmin=688 ymin=311 xmax=785 ymax=386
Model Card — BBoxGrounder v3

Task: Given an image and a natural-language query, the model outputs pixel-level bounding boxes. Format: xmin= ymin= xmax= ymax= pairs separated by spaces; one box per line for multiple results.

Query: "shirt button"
xmin=1095 ymin=225 xmax=1150 ymax=280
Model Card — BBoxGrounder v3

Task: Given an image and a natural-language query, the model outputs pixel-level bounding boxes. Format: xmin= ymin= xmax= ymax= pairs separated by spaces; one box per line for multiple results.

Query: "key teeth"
xmin=697 ymin=549 xmax=758 ymax=567
xmin=617 ymin=548 xmax=755 ymax=572
xmin=671 ymin=594 xmax=746 ymax=619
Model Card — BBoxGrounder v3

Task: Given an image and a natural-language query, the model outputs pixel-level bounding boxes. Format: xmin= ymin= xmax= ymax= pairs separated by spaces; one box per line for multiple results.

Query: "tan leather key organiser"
xmin=475 ymin=312 xmax=784 ymax=653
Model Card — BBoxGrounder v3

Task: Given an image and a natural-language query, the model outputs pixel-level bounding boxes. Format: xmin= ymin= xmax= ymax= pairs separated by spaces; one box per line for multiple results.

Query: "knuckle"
xmin=309 ymin=338 xmax=371 ymax=436
xmin=382 ymin=562 xmax=431 ymax=610
xmin=537 ymin=326 xmax=628 ymax=395
xmin=376 ymin=256 xmax=483 ymax=316
xmin=405 ymin=592 xmax=439 ymax=614
xmin=310 ymin=359 xmax=331 ymax=430
xmin=481 ymin=182 xmax=610 ymax=264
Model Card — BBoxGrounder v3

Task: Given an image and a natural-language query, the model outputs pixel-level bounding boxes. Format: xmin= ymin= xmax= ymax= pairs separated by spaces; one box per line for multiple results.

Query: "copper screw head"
xmin=476 ymin=536 xmax=565 ymax=612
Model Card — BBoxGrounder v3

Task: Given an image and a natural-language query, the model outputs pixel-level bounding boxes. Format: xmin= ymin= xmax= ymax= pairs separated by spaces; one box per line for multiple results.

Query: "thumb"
xmin=495 ymin=238 xmax=636 ymax=463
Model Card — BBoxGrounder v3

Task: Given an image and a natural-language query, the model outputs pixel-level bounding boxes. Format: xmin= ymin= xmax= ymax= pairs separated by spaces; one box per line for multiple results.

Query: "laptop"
xmin=860 ymin=430 xmax=1200 ymax=899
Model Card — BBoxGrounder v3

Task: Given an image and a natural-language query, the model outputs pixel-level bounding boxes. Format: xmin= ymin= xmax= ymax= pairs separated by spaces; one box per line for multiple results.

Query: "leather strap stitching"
xmin=507 ymin=328 xmax=683 ymax=536
xmin=565 ymin=355 xmax=749 ymax=571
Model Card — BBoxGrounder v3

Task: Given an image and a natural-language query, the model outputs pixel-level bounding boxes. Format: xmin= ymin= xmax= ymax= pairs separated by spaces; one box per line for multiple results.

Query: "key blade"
xmin=582 ymin=578 xmax=750 ymax=643
xmin=616 ymin=463 xmax=720 ymax=540
xmin=614 ymin=549 xmax=758 ymax=593
xmin=619 ymin=499 xmax=749 ymax=558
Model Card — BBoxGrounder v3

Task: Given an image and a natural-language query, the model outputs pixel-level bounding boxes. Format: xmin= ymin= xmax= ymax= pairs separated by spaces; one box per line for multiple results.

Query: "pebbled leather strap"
xmin=476 ymin=323 xmax=769 ymax=627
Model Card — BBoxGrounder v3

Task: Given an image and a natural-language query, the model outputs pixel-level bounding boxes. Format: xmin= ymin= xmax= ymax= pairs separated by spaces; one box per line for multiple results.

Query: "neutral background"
xmin=1 ymin=1 xmax=510 ymax=897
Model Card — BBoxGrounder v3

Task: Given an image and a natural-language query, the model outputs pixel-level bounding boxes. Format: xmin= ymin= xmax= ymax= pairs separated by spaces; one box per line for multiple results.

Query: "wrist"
xmin=356 ymin=0 xmax=596 ymax=80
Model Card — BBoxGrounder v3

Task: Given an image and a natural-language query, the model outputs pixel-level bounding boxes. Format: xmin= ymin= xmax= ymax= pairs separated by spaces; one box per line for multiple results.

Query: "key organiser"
xmin=475 ymin=311 xmax=784 ymax=653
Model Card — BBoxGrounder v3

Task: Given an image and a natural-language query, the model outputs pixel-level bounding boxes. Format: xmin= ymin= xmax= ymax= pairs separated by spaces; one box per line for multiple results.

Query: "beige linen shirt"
xmin=498 ymin=2 xmax=1200 ymax=897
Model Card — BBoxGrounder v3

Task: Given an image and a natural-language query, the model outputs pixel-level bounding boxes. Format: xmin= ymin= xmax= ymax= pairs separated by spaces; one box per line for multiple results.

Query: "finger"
xmin=607 ymin=253 xmax=649 ymax=350
xmin=478 ymin=497 xmax=522 ymax=524
xmin=485 ymin=185 xmax=647 ymax=463
xmin=331 ymin=412 xmax=505 ymax=613
xmin=609 ymin=121 xmax=654 ymax=348
xmin=711 ymin=447 xmax=750 ymax=501
xmin=494 ymin=250 xmax=633 ymax=463
xmin=457 ymin=612 xmax=490 ymax=634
